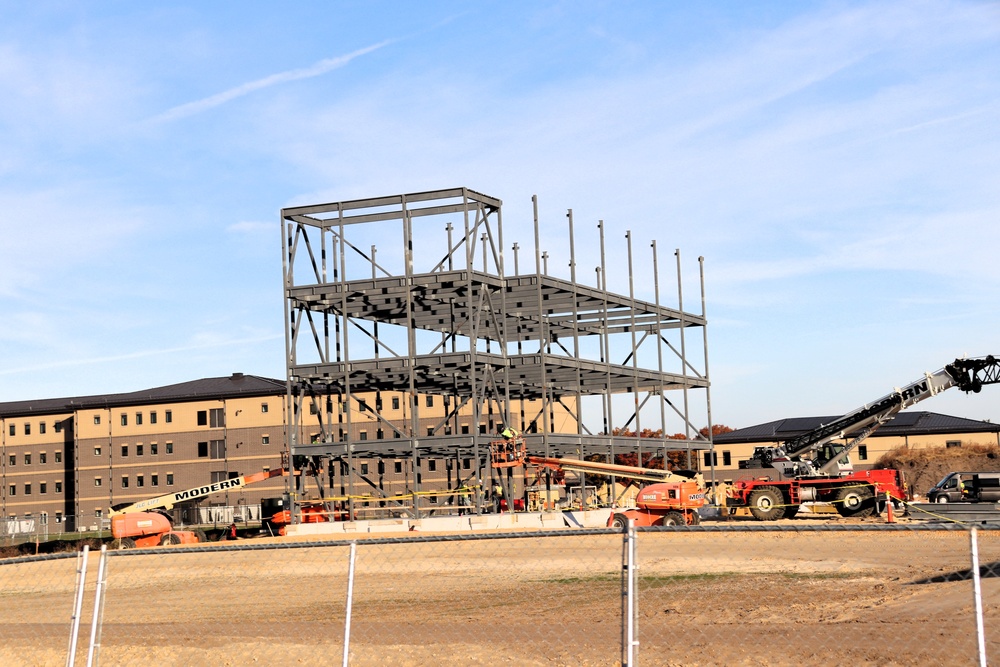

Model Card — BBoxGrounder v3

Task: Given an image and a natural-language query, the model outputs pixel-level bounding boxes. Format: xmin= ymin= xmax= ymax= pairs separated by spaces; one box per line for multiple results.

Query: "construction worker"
xmin=498 ymin=423 xmax=520 ymax=441
xmin=492 ymin=481 xmax=504 ymax=512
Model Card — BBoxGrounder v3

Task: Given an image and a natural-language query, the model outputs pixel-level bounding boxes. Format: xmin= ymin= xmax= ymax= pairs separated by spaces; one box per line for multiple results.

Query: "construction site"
xmin=280 ymin=187 xmax=714 ymax=530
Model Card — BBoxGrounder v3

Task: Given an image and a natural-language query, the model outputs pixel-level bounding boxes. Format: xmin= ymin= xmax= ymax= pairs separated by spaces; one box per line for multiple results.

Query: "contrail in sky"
xmin=148 ymin=40 xmax=392 ymax=123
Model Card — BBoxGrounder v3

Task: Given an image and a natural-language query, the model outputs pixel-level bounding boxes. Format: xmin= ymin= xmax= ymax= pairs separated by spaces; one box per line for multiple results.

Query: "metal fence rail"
xmin=0 ymin=525 xmax=996 ymax=666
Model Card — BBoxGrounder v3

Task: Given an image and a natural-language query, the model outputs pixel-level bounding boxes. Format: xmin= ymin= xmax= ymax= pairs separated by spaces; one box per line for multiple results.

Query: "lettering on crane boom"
xmin=131 ymin=478 xmax=247 ymax=511
xmin=900 ymin=380 xmax=929 ymax=401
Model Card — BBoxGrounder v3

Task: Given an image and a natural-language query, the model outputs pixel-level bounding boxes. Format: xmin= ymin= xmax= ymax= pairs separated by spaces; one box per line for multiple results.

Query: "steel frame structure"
xmin=281 ymin=187 xmax=713 ymax=519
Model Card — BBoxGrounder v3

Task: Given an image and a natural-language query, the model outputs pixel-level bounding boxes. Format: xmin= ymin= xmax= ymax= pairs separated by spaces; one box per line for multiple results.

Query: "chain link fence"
xmin=0 ymin=524 xmax=997 ymax=666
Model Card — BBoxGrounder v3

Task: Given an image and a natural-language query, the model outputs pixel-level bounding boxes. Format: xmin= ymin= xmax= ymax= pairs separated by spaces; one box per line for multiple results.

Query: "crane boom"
xmin=748 ymin=356 xmax=1000 ymax=477
xmin=109 ymin=469 xmax=286 ymax=516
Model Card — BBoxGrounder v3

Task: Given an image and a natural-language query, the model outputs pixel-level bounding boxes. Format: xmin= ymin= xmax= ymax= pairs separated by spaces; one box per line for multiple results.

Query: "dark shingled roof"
xmin=0 ymin=373 xmax=286 ymax=417
xmin=713 ymin=411 xmax=1000 ymax=445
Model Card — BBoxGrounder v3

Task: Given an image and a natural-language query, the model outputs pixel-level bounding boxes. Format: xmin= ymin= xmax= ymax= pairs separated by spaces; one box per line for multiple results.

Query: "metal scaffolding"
xmin=281 ymin=187 xmax=713 ymax=518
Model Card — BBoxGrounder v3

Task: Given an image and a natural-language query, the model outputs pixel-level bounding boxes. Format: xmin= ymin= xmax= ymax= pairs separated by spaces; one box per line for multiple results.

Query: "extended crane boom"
xmin=747 ymin=356 xmax=1000 ymax=477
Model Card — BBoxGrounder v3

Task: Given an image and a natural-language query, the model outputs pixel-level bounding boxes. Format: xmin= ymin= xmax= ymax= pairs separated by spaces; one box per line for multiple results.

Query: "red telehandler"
xmin=109 ymin=469 xmax=289 ymax=548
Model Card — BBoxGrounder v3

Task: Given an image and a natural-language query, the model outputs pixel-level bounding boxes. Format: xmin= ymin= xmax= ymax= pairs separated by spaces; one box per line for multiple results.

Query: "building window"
xmin=479 ymin=424 xmax=487 ymax=435
xmin=136 ymin=412 xmax=143 ymax=426
xmin=165 ymin=410 xmax=172 ymax=423
xmin=94 ymin=446 xmax=102 ymax=456
xmin=39 ymin=453 xmax=46 ymax=464
xmin=150 ymin=411 xmax=157 ymax=424
xmin=425 ymin=395 xmax=434 ymax=408
xmin=121 ymin=445 xmax=128 ymax=457
xmin=261 ymin=403 xmax=269 ymax=413
xmin=95 ymin=509 xmax=102 ymax=518
xmin=462 ymin=424 xmax=469 ymax=435
xmin=24 ymin=454 xmax=31 ymax=465
xmin=121 ymin=476 xmax=129 ymax=488
xmin=359 ymin=431 xmax=368 ymax=441
xmin=166 ymin=442 xmax=173 ymax=454
xmin=210 ymin=440 xmax=226 ymax=459
xmin=463 ymin=458 xmax=471 ymax=470
xmin=426 ymin=427 xmax=434 ymax=436
xmin=703 ymin=452 xmax=719 ymax=467
xmin=24 ymin=484 xmax=31 ymax=495
xmin=55 ymin=451 xmax=62 ymax=463
xmin=136 ymin=444 xmax=144 ymax=457
xmin=40 ymin=512 xmax=48 ymax=524
xmin=151 ymin=474 xmax=159 ymax=487
xmin=150 ymin=443 xmax=158 ymax=455
xmin=210 ymin=471 xmax=228 ymax=484
xmin=358 ymin=399 xmax=368 ymax=412
xmin=394 ymin=431 xmax=401 ymax=439
xmin=360 ymin=463 xmax=369 ymax=475
xmin=56 ymin=512 xmax=63 ymax=523
xmin=722 ymin=451 xmax=732 ymax=466
xmin=261 ymin=436 xmax=270 ymax=445
xmin=428 ymin=460 xmax=437 ymax=472
xmin=858 ymin=446 xmax=868 ymax=461
xmin=8 ymin=454 xmax=14 ymax=466
xmin=55 ymin=481 xmax=62 ymax=493
xmin=198 ymin=442 xmax=208 ymax=457
xmin=7 ymin=485 xmax=14 ymax=496
xmin=39 ymin=422 xmax=46 ymax=435
xmin=392 ymin=396 xmax=400 ymax=410
xmin=136 ymin=475 xmax=144 ymax=488
xmin=40 ymin=482 xmax=46 ymax=494
xmin=166 ymin=473 xmax=174 ymax=486
xmin=54 ymin=422 xmax=62 ymax=433
xmin=946 ymin=440 xmax=962 ymax=448
xmin=377 ymin=429 xmax=384 ymax=440
xmin=94 ymin=477 xmax=102 ymax=487
xmin=8 ymin=424 xmax=13 ymax=436
xmin=24 ymin=423 xmax=30 ymax=435
xmin=394 ymin=461 xmax=403 ymax=474
xmin=120 ymin=413 xmax=127 ymax=427
xmin=94 ymin=415 xmax=101 ymax=425
xmin=197 ymin=410 xmax=207 ymax=426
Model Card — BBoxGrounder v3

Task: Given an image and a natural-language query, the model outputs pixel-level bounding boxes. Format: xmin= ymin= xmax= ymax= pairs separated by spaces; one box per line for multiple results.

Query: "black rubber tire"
xmin=688 ymin=511 xmax=701 ymax=526
xmin=835 ymin=485 xmax=875 ymax=518
xmin=160 ymin=533 xmax=182 ymax=546
xmin=747 ymin=487 xmax=784 ymax=521
xmin=661 ymin=511 xmax=686 ymax=526
xmin=610 ymin=513 xmax=629 ymax=529
xmin=114 ymin=537 xmax=136 ymax=550
xmin=195 ymin=530 xmax=208 ymax=543
xmin=782 ymin=503 xmax=800 ymax=519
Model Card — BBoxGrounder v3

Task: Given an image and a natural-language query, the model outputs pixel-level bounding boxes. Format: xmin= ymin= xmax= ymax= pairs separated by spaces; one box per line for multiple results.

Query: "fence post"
xmin=66 ymin=545 xmax=90 ymax=667
xmin=621 ymin=519 xmax=638 ymax=666
xmin=971 ymin=528 xmax=987 ymax=667
xmin=85 ymin=545 xmax=110 ymax=667
xmin=343 ymin=541 xmax=358 ymax=667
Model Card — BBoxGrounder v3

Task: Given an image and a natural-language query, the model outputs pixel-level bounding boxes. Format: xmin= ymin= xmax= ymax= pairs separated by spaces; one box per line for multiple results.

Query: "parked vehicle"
xmin=927 ymin=472 xmax=1000 ymax=503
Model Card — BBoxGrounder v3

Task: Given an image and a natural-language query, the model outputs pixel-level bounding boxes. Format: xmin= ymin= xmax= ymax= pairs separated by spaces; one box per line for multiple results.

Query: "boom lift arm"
xmin=751 ymin=356 xmax=1000 ymax=477
xmin=110 ymin=468 xmax=288 ymax=516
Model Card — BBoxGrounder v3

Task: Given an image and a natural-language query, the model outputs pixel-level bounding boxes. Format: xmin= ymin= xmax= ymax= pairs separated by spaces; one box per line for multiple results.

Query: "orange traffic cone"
xmin=885 ymin=492 xmax=895 ymax=524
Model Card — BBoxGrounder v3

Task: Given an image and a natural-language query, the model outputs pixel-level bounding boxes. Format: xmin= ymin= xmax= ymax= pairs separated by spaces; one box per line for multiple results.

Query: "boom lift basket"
xmin=490 ymin=438 xmax=526 ymax=468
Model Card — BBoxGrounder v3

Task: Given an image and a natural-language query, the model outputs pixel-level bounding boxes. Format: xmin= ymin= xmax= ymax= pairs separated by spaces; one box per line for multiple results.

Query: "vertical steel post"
xmin=621 ymin=518 xmax=638 ymax=666
xmin=971 ymin=528 xmax=987 ymax=667
xmin=343 ymin=541 xmax=357 ymax=667
xmin=66 ymin=545 xmax=89 ymax=667
xmin=85 ymin=545 xmax=109 ymax=667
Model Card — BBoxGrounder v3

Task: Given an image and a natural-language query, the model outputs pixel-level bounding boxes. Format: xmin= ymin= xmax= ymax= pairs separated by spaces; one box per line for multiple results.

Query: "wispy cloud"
xmin=147 ymin=40 xmax=392 ymax=124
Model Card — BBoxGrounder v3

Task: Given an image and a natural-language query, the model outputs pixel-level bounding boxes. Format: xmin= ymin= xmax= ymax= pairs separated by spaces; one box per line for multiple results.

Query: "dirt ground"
xmin=1 ymin=514 xmax=998 ymax=667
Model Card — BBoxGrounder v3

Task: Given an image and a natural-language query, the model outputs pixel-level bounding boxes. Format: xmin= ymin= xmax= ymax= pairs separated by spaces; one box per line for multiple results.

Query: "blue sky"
xmin=2 ymin=1 xmax=999 ymax=431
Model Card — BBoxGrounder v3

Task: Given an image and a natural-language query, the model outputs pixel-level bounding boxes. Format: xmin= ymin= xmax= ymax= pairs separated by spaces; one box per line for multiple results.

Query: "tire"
xmin=747 ymin=487 xmax=784 ymax=521
xmin=835 ymin=485 xmax=875 ymax=518
xmin=610 ymin=513 xmax=629 ymax=529
xmin=782 ymin=504 xmax=800 ymax=519
xmin=661 ymin=511 xmax=686 ymax=526
xmin=114 ymin=537 xmax=136 ymax=550
xmin=159 ymin=533 xmax=182 ymax=546
xmin=935 ymin=496 xmax=949 ymax=504
xmin=688 ymin=511 xmax=701 ymax=526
